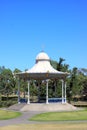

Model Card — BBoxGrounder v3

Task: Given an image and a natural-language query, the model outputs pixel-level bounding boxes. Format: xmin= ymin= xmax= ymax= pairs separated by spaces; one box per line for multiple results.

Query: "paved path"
xmin=0 ymin=110 xmax=87 ymax=127
xmin=0 ymin=111 xmax=42 ymax=127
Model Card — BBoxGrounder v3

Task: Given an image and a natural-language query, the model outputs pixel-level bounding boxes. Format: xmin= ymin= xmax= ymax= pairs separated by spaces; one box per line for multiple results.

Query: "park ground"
xmin=0 ymin=123 xmax=87 ymax=130
xmin=0 ymin=109 xmax=87 ymax=130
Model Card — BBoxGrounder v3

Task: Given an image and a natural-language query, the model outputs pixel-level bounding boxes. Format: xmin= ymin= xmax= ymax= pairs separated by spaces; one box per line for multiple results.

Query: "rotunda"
xmin=17 ymin=51 xmax=69 ymax=104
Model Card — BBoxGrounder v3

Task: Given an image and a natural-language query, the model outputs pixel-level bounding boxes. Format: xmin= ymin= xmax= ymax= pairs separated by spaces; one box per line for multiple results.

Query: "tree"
xmin=57 ymin=58 xmax=65 ymax=71
xmin=51 ymin=58 xmax=68 ymax=100
xmin=67 ymin=67 xmax=86 ymax=102
xmin=13 ymin=68 xmax=27 ymax=98
xmin=82 ymin=76 xmax=87 ymax=99
xmin=0 ymin=68 xmax=15 ymax=99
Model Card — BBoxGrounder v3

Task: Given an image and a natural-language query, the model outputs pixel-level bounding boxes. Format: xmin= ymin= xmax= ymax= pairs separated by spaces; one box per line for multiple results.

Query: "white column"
xmin=62 ymin=80 xmax=64 ymax=104
xmin=18 ymin=78 xmax=20 ymax=104
xmin=64 ymin=81 xmax=67 ymax=103
xmin=27 ymin=80 xmax=30 ymax=104
xmin=46 ymin=79 xmax=49 ymax=104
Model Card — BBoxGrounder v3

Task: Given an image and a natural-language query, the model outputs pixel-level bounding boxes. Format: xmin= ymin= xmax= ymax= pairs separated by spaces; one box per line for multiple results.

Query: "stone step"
xmin=20 ymin=103 xmax=77 ymax=112
xmin=8 ymin=103 xmax=77 ymax=112
xmin=8 ymin=103 xmax=26 ymax=111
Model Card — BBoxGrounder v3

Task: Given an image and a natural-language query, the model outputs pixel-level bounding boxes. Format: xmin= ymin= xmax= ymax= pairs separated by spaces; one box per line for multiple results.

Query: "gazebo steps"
xmin=8 ymin=103 xmax=26 ymax=111
xmin=8 ymin=103 xmax=77 ymax=112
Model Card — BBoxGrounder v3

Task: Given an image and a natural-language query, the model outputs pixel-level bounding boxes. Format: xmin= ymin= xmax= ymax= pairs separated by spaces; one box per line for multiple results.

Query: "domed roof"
xmin=36 ymin=51 xmax=50 ymax=62
xmin=17 ymin=51 xmax=69 ymax=80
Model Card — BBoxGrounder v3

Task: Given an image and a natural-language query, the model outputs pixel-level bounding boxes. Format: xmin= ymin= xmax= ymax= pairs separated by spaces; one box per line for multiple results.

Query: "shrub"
xmin=0 ymin=100 xmax=17 ymax=108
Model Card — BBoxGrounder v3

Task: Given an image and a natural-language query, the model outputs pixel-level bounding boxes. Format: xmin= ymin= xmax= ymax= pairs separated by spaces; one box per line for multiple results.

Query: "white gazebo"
xmin=16 ymin=51 xmax=69 ymax=104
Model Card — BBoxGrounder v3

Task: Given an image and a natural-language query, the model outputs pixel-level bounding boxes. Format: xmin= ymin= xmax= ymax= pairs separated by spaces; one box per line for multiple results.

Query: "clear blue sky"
xmin=0 ymin=0 xmax=87 ymax=71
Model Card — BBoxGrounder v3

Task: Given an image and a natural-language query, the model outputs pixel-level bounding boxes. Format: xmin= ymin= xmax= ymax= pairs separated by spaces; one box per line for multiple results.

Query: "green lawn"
xmin=30 ymin=110 xmax=87 ymax=121
xmin=0 ymin=110 xmax=21 ymax=120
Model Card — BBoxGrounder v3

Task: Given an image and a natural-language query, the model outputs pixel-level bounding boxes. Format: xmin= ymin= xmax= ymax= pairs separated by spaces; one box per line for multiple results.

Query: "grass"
xmin=0 ymin=123 xmax=87 ymax=130
xmin=30 ymin=109 xmax=87 ymax=121
xmin=0 ymin=109 xmax=87 ymax=130
xmin=0 ymin=109 xmax=21 ymax=120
